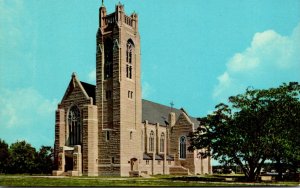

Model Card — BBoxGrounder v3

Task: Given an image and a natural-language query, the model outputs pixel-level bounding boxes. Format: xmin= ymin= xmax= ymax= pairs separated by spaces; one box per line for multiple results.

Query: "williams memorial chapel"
xmin=53 ymin=2 xmax=212 ymax=177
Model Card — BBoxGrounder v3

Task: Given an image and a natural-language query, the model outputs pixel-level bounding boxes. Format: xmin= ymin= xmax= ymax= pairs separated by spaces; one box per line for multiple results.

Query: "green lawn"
xmin=0 ymin=175 xmax=298 ymax=187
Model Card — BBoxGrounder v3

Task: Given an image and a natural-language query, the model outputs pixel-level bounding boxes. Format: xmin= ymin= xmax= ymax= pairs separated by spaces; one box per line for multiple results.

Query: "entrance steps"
xmin=169 ymin=166 xmax=190 ymax=175
xmin=129 ymin=171 xmax=140 ymax=177
xmin=140 ymin=171 xmax=152 ymax=178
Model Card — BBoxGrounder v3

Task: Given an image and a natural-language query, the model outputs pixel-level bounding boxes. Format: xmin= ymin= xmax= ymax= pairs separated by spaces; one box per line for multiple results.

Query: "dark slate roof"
xmin=155 ymin=154 xmax=163 ymax=160
xmin=142 ymin=99 xmax=199 ymax=127
xmin=166 ymin=155 xmax=174 ymax=161
xmin=78 ymin=82 xmax=199 ymax=127
xmin=143 ymin=153 xmax=152 ymax=160
xmin=143 ymin=153 xmax=174 ymax=161
xmin=80 ymin=82 xmax=96 ymax=105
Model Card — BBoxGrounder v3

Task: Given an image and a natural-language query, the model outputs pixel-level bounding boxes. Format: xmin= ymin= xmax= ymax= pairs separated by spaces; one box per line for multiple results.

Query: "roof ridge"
xmin=80 ymin=81 xmax=96 ymax=87
xmin=142 ymin=99 xmax=179 ymax=111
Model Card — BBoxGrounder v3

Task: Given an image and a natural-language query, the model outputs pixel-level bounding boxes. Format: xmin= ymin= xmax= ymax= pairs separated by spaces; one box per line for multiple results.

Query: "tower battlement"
xmin=99 ymin=3 xmax=138 ymax=31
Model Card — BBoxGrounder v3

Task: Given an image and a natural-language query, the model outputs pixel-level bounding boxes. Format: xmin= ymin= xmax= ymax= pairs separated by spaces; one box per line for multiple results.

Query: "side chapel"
xmin=53 ymin=2 xmax=212 ymax=176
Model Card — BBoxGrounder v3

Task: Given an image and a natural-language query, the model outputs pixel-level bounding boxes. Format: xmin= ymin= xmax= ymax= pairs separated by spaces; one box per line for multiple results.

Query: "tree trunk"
xmin=255 ymin=158 xmax=266 ymax=181
xmin=275 ymin=158 xmax=283 ymax=180
xmin=247 ymin=168 xmax=256 ymax=182
xmin=247 ymin=163 xmax=263 ymax=182
xmin=234 ymin=157 xmax=265 ymax=182
xmin=234 ymin=157 xmax=250 ymax=180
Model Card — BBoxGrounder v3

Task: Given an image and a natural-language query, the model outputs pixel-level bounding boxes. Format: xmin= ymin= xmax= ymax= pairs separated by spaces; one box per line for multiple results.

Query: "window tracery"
xmin=104 ymin=39 xmax=113 ymax=79
xmin=149 ymin=131 xmax=154 ymax=152
xmin=179 ymin=136 xmax=186 ymax=159
xmin=160 ymin=133 xmax=165 ymax=153
xmin=68 ymin=106 xmax=81 ymax=146
xmin=126 ymin=40 xmax=134 ymax=79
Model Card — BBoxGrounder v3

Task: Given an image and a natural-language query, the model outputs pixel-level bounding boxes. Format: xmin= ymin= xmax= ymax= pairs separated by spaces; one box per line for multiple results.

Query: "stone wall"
xmin=82 ymin=105 xmax=98 ymax=176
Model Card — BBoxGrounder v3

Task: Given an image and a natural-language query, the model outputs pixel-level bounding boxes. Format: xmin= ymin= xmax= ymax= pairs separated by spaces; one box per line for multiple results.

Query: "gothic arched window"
xmin=160 ymin=133 xmax=165 ymax=153
xmin=179 ymin=136 xmax=186 ymax=159
xmin=126 ymin=40 xmax=134 ymax=79
xmin=68 ymin=106 xmax=81 ymax=146
xmin=149 ymin=131 xmax=154 ymax=152
xmin=104 ymin=39 xmax=113 ymax=79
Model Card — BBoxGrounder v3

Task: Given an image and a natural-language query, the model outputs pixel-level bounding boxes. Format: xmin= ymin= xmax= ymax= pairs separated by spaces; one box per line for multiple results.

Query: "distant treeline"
xmin=0 ymin=139 xmax=53 ymax=174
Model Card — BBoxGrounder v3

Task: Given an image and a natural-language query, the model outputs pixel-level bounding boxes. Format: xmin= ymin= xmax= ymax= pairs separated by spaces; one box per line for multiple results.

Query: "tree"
xmin=8 ymin=140 xmax=37 ymax=174
xmin=188 ymin=82 xmax=300 ymax=181
xmin=0 ymin=139 xmax=54 ymax=174
xmin=0 ymin=139 xmax=10 ymax=173
xmin=262 ymin=82 xmax=300 ymax=178
xmin=35 ymin=146 xmax=54 ymax=174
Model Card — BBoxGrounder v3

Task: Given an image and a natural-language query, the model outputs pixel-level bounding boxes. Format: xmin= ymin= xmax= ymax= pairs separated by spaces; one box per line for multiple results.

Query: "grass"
xmin=0 ymin=174 xmax=299 ymax=187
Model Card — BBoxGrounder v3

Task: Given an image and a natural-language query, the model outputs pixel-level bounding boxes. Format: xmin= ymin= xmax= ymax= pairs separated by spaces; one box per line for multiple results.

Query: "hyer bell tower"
xmin=96 ymin=3 xmax=142 ymax=176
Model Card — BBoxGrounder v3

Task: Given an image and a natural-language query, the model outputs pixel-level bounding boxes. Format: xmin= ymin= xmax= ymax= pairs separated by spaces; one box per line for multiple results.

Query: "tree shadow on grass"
xmin=163 ymin=175 xmax=246 ymax=183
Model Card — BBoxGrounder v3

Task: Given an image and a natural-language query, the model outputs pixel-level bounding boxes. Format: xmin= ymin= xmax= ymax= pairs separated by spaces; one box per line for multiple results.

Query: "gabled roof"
xmin=61 ymin=73 xmax=94 ymax=105
xmin=80 ymin=81 xmax=96 ymax=105
xmin=142 ymin=99 xmax=199 ymax=127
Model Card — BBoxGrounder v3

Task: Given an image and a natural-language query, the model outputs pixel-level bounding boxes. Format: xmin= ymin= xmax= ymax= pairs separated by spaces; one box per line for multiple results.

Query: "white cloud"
xmin=142 ymin=81 xmax=155 ymax=99
xmin=213 ymin=22 xmax=300 ymax=102
xmin=213 ymin=72 xmax=231 ymax=99
xmin=87 ymin=69 xmax=96 ymax=83
xmin=251 ymin=30 xmax=278 ymax=48
xmin=0 ymin=88 xmax=58 ymax=147
xmin=227 ymin=53 xmax=260 ymax=72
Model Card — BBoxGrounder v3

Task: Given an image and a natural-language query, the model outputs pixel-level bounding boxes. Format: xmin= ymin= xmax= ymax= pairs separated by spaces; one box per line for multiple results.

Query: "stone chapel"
xmin=52 ymin=2 xmax=212 ymax=177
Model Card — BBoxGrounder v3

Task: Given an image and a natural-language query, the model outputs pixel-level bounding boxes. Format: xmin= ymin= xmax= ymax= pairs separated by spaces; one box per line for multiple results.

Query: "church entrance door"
xmin=130 ymin=158 xmax=138 ymax=171
xmin=65 ymin=151 xmax=73 ymax=172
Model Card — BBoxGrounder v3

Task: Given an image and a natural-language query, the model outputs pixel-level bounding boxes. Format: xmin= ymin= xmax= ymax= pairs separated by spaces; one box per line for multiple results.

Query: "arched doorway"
xmin=64 ymin=150 xmax=73 ymax=172
xmin=130 ymin=158 xmax=138 ymax=171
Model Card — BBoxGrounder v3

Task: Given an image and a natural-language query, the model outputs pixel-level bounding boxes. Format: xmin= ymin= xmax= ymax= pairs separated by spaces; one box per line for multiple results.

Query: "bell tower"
xmin=96 ymin=2 xmax=142 ymax=176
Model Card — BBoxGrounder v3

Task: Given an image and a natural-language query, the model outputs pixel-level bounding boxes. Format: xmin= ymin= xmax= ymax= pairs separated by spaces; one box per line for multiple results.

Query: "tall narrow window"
xmin=130 ymin=131 xmax=133 ymax=140
xmin=128 ymin=90 xmax=133 ymax=99
xmin=179 ymin=136 xmax=186 ymax=159
xmin=126 ymin=65 xmax=129 ymax=78
xmin=126 ymin=41 xmax=133 ymax=64
xmin=126 ymin=40 xmax=134 ymax=79
xmin=106 ymin=131 xmax=110 ymax=141
xmin=68 ymin=106 xmax=81 ymax=146
xmin=104 ymin=39 xmax=113 ymax=79
xmin=149 ymin=131 xmax=154 ymax=152
xmin=160 ymin=133 xmax=165 ymax=153
xmin=111 ymin=157 xmax=115 ymax=164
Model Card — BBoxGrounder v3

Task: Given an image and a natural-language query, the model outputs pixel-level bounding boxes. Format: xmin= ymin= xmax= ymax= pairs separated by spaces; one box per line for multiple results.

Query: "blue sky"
xmin=0 ymin=0 xmax=300 ymax=149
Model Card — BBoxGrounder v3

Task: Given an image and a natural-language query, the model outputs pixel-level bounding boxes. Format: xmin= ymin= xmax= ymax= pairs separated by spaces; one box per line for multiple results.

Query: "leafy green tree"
xmin=8 ymin=140 xmax=37 ymax=174
xmin=0 ymin=139 xmax=10 ymax=173
xmin=188 ymin=82 xmax=300 ymax=181
xmin=35 ymin=146 xmax=53 ymax=174
xmin=265 ymin=83 xmax=299 ymax=178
